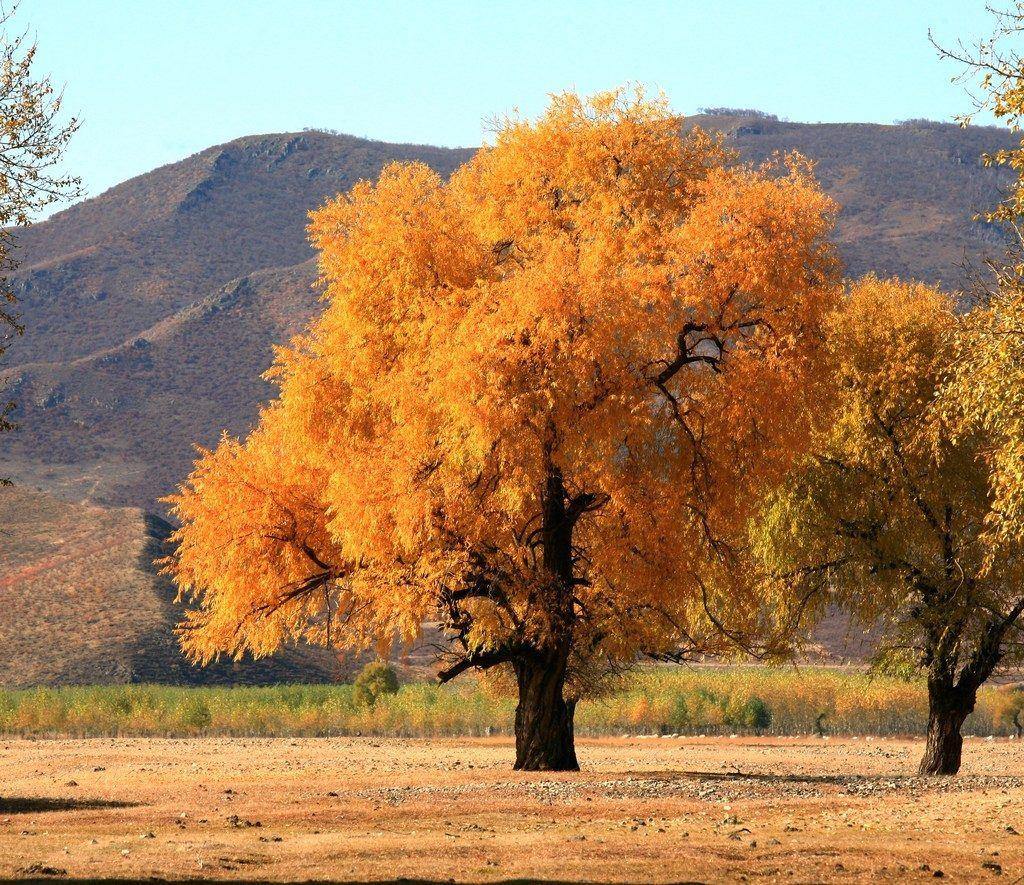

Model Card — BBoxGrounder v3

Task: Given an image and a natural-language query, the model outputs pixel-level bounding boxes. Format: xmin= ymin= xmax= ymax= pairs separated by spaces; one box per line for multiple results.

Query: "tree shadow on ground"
xmin=0 ymin=795 xmax=139 ymax=814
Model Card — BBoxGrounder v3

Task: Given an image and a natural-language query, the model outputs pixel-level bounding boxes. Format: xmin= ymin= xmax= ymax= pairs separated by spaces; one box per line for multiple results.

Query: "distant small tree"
xmin=725 ymin=696 xmax=771 ymax=733
xmin=0 ymin=7 xmax=81 ymax=480
xmin=750 ymin=277 xmax=1024 ymax=775
xmin=353 ymin=661 xmax=399 ymax=707
xmin=696 ymin=108 xmax=777 ymax=121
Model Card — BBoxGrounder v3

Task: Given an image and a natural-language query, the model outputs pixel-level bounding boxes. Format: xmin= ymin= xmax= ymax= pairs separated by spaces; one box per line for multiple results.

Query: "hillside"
xmin=691 ymin=113 xmax=1012 ymax=285
xmin=0 ymin=486 xmax=442 ymax=686
xmin=0 ymin=115 xmax=1016 ymax=513
xmin=5 ymin=131 xmax=473 ymax=366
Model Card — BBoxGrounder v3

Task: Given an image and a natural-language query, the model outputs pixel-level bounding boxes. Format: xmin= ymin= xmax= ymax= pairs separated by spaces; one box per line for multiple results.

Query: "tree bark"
xmin=513 ymin=652 xmax=579 ymax=771
xmin=509 ymin=430 xmax=581 ymax=771
xmin=919 ymin=685 xmax=972 ymax=776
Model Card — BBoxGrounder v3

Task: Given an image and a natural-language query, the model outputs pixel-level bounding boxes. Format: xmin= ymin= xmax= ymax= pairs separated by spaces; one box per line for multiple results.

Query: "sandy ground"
xmin=0 ymin=735 xmax=1020 ymax=883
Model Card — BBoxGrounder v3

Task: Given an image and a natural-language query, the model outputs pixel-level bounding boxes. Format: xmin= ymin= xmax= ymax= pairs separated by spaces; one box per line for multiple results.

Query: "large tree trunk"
xmin=513 ymin=654 xmax=578 ymax=771
xmin=509 ymin=430 xmax=581 ymax=771
xmin=919 ymin=683 xmax=973 ymax=776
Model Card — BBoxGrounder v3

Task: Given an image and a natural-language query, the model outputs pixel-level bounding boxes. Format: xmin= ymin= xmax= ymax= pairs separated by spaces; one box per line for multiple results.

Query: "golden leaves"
xmin=167 ymin=88 xmax=842 ymax=666
xmin=946 ymin=284 xmax=1024 ymax=554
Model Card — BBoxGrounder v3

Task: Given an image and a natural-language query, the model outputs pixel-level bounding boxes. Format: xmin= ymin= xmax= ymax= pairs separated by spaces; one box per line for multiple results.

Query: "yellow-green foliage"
xmin=0 ymin=668 xmax=1019 ymax=738
xmin=577 ymin=668 xmax=930 ymax=735
xmin=353 ymin=661 xmax=400 ymax=707
xmin=0 ymin=682 xmax=509 ymax=738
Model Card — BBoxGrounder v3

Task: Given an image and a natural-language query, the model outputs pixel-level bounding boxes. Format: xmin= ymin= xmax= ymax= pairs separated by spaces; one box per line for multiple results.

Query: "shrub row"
xmin=0 ymin=667 xmax=1020 ymax=738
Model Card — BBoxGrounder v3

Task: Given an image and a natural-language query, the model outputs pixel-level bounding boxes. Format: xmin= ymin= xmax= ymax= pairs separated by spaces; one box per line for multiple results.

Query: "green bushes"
xmin=0 ymin=668 xmax=1017 ymax=738
xmin=667 ymin=693 xmax=690 ymax=730
xmin=726 ymin=696 xmax=772 ymax=732
xmin=179 ymin=696 xmax=213 ymax=731
xmin=0 ymin=681 xmax=510 ymax=738
xmin=353 ymin=661 xmax=400 ymax=707
xmin=572 ymin=668 xmax=927 ymax=736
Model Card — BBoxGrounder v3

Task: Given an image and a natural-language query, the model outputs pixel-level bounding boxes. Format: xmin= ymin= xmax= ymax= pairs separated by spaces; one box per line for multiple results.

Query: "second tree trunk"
xmin=919 ymin=691 xmax=971 ymax=775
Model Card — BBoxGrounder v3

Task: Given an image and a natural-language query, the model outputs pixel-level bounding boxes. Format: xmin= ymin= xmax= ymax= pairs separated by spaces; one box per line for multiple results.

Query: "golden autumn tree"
xmin=748 ymin=277 xmax=1024 ymax=775
xmin=167 ymin=89 xmax=840 ymax=770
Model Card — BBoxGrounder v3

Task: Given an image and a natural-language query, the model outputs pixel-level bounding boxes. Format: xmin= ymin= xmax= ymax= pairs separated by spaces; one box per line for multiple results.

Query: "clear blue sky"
xmin=17 ymin=0 xmax=1003 ymax=210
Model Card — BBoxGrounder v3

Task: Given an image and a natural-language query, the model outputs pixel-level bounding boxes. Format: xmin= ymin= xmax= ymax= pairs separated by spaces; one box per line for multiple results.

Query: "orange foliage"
xmin=167 ymin=89 xmax=839 ymax=688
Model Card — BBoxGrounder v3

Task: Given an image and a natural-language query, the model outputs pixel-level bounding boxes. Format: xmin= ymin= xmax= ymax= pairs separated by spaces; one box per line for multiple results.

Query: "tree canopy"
xmin=167 ymin=89 xmax=840 ymax=769
xmin=749 ymin=277 xmax=1024 ymax=774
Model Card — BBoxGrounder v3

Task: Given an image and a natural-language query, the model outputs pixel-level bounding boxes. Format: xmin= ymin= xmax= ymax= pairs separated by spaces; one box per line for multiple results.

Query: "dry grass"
xmin=0 ymin=735 xmax=1020 ymax=881
xmin=2 ymin=667 xmax=1023 ymax=739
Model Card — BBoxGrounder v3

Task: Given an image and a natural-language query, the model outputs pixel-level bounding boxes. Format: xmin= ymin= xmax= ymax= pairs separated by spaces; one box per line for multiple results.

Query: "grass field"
xmin=1 ymin=666 xmax=1022 ymax=738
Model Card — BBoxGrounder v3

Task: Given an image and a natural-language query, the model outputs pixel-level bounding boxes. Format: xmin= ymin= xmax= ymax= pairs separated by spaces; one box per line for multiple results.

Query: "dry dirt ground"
xmin=0 ymin=736 xmax=1021 ymax=883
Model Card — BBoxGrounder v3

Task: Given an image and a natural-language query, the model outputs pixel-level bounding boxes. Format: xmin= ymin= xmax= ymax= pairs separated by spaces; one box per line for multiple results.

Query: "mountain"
xmin=0 ymin=114 xmax=1014 ymax=684
xmin=1 ymin=131 xmax=474 ymax=507
xmin=0 ymin=115 xmax=1015 ymax=514
xmin=696 ymin=113 xmax=1015 ymax=284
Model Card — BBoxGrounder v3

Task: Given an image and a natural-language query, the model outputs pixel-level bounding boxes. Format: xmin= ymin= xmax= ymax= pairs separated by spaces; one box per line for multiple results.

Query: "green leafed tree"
xmin=749 ymin=276 xmax=1024 ymax=775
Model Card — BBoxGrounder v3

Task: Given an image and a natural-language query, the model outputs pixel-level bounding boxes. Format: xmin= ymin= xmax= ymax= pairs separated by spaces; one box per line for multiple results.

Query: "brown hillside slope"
xmin=0 ymin=118 xmax=1016 ymax=513
xmin=6 ymin=132 xmax=474 ymax=366
xmin=691 ymin=113 xmax=1012 ymax=285
xmin=3 ymin=260 xmax=320 ymax=504
xmin=0 ymin=485 xmax=442 ymax=686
